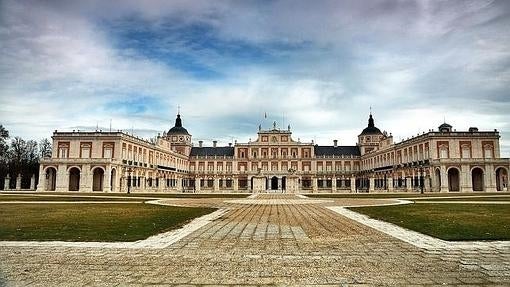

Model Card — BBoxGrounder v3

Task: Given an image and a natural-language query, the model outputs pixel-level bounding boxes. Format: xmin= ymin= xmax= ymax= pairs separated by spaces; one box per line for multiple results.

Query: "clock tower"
xmin=166 ymin=113 xmax=192 ymax=156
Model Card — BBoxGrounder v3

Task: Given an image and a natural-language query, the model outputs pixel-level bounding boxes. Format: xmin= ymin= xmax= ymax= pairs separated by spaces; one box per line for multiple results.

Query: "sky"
xmin=0 ymin=0 xmax=509 ymax=155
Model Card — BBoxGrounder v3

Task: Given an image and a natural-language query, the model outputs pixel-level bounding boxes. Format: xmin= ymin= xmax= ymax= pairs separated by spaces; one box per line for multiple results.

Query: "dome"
xmin=360 ymin=114 xmax=382 ymax=135
xmin=438 ymin=123 xmax=452 ymax=130
xmin=438 ymin=123 xmax=452 ymax=132
xmin=168 ymin=114 xmax=190 ymax=135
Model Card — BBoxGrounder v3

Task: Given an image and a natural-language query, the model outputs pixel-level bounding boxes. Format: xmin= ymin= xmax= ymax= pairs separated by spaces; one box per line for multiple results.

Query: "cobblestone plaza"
xmin=1 ymin=194 xmax=509 ymax=286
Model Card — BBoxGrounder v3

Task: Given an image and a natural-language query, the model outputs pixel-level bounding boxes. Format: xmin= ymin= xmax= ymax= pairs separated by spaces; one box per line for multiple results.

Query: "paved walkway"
xmin=1 ymin=194 xmax=509 ymax=286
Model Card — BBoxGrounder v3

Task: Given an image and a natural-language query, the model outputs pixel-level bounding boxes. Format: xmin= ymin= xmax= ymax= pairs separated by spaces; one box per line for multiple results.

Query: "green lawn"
xmin=0 ymin=203 xmax=216 ymax=242
xmin=349 ymin=203 xmax=510 ymax=241
xmin=305 ymin=192 xmax=509 ymax=199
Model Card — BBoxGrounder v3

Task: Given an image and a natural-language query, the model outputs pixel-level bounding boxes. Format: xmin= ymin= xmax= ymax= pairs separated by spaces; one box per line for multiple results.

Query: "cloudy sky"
xmin=1 ymin=0 xmax=509 ymax=154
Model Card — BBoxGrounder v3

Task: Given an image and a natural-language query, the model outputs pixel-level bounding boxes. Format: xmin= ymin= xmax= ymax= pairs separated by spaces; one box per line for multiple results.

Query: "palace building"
xmin=37 ymin=113 xmax=509 ymax=193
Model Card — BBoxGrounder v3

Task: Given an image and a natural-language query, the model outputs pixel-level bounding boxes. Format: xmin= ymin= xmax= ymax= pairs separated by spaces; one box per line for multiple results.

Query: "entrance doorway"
xmin=471 ymin=168 xmax=484 ymax=191
xmin=92 ymin=168 xmax=104 ymax=191
xmin=45 ymin=167 xmax=57 ymax=191
xmin=69 ymin=167 xmax=80 ymax=191
xmin=271 ymin=176 xmax=278 ymax=190
xmin=448 ymin=168 xmax=460 ymax=192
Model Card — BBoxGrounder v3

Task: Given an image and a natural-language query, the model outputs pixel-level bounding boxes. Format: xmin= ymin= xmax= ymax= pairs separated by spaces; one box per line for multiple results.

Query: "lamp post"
xmin=419 ymin=166 xmax=424 ymax=194
xmin=127 ymin=167 xmax=133 ymax=194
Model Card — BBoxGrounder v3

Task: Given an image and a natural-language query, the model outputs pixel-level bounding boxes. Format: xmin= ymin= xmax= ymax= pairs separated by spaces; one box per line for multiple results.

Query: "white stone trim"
xmin=328 ymin=203 xmax=510 ymax=250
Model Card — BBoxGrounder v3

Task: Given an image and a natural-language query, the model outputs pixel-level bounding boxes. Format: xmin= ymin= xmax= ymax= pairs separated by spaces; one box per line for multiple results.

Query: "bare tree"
xmin=39 ymin=138 xmax=52 ymax=159
xmin=0 ymin=124 xmax=9 ymax=162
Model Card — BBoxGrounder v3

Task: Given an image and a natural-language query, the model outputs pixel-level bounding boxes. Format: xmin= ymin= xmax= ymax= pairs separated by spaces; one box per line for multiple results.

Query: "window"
xmin=58 ymin=142 xmax=69 ymax=158
xmin=102 ymin=143 xmax=114 ymax=159
xmin=461 ymin=145 xmax=471 ymax=159
xmin=80 ymin=143 xmax=91 ymax=158
xmin=484 ymin=145 xmax=493 ymax=159
xmin=440 ymin=146 xmax=448 ymax=159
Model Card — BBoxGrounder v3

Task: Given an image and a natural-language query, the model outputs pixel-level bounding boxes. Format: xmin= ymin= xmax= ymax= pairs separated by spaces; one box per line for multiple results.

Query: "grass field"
xmin=305 ymin=192 xmax=509 ymax=199
xmin=0 ymin=203 xmax=216 ymax=241
xmin=349 ymin=203 xmax=510 ymax=241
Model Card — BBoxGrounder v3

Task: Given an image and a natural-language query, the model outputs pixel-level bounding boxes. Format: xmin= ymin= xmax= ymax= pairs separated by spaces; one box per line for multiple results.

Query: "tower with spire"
xmin=166 ymin=112 xmax=192 ymax=155
xmin=358 ymin=111 xmax=384 ymax=156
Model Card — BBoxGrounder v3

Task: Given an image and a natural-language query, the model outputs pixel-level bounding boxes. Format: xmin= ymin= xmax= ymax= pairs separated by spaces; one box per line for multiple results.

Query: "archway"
xmin=448 ymin=168 xmax=460 ymax=192
xmin=496 ymin=167 xmax=508 ymax=191
xmin=435 ymin=168 xmax=441 ymax=191
xmin=271 ymin=176 xmax=278 ymax=190
xmin=45 ymin=167 xmax=57 ymax=191
xmin=471 ymin=167 xmax=484 ymax=192
xmin=92 ymin=168 xmax=104 ymax=191
xmin=69 ymin=167 xmax=80 ymax=191
xmin=111 ymin=169 xmax=116 ymax=192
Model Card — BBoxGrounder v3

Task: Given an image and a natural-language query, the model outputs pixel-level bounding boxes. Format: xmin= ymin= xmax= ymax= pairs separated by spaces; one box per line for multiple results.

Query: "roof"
xmin=360 ymin=113 xmax=382 ymax=135
xmin=168 ymin=126 xmax=190 ymax=135
xmin=190 ymin=147 xmax=234 ymax=157
xmin=314 ymin=145 xmax=360 ymax=156
xmin=360 ymin=126 xmax=382 ymax=135
xmin=168 ymin=114 xmax=190 ymax=135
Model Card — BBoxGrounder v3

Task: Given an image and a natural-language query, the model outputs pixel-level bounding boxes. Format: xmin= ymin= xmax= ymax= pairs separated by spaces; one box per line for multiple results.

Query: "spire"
xmin=368 ymin=113 xmax=375 ymax=128
xmin=174 ymin=114 xmax=182 ymax=127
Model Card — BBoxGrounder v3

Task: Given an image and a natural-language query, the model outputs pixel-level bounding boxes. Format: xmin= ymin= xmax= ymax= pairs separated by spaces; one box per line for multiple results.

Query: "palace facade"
xmin=37 ymin=113 xmax=509 ymax=193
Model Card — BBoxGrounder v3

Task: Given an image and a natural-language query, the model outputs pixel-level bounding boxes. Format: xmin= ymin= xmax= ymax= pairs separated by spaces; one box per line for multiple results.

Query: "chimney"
xmin=333 ymin=140 xmax=338 ymax=147
xmin=199 ymin=140 xmax=203 ymax=148
xmin=213 ymin=140 xmax=217 ymax=148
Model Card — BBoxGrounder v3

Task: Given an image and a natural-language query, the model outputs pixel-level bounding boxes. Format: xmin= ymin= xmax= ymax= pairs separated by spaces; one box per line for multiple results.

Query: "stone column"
xmin=332 ymin=176 xmax=337 ymax=192
xmin=424 ymin=176 xmax=431 ymax=192
xmin=4 ymin=174 xmax=10 ymax=190
xmin=460 ymin=164 xmax=470 ymax=192
xmin=195 ymin=177 xmax=201 ymax=192
xmin=30 ymin=174 xmax=36 ymax=190
xmin=233 ymin=177 xmax=239 ymax=192
xmin=157 ymin=176 xmax=164 ymax=192
xmin=350 ymin=177 xmax=356 ymax=193
xmin=387 ymin=176 xmax=394 ymax=192
xmin=16 ymin=174 xmax=22 ymax=190
xmin=486 ymin=164 xmax=497 ymax=192
xmin=104 ymin=166 xmax=112 ymax=193
xmin=312 ymin=177 xmax=318 ymax=193
xmin=56 ymin=165 xmax=69 ymax=192
xmin=369 ymin=177 xmax=375 ymax=192
xmin=406 ymin=177 xmax=413 ymax=192
xmin=214 ymin=177 xmax=219 ymax=192
xmin=80 ymin=165 xmax=89 ymax=192
xmin=176 ymin=176 xmax=183 ymax=191
xmin=36 ymin=165 xmax=44 ymax=192
xmin=440 ymin=165 xmax=448 ymax=192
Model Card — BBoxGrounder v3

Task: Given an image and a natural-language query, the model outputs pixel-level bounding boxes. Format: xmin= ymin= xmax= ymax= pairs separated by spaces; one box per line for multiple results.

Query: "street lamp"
xmin=419 ymin=165 xmax=424 ymax=194
xmin=127 ymin=167 xmax=133 ymax=194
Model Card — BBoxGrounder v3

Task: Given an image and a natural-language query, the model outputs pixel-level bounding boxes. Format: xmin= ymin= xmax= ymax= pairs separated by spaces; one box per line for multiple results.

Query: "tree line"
xmin=0 ymin=124 xmax=52 ymax=190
